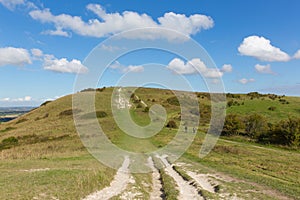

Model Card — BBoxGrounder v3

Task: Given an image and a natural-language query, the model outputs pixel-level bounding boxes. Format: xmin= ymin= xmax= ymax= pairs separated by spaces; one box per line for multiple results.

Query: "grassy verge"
xmin=0 ymin=153 xmax=115 ymax=199
xmin=183 ymin=132 xmax=300 ymax=199
xmin=159 ymin=168 xmax=179 ymax=200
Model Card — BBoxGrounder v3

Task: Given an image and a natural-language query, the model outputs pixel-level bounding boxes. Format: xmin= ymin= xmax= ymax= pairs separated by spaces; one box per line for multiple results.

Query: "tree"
xmin=272 ymin=118 xmax=300 ymax=146
xmin=222 ymin=114 xmax=243 ymax=136
xmin=244 ymin=114 xmax=267 ymax=138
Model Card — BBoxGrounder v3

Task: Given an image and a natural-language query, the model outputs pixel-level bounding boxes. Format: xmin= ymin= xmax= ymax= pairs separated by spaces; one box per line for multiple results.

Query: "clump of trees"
xmin=221 ymin=114 xmax=300 ymax=147
xmin=227 ymin=100 xmax=242 ymax=107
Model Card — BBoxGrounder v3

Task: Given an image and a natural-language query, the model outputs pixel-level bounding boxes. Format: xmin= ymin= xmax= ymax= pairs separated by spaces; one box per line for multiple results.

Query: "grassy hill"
xmin=0 ymin=87 xmax=299 ymax=199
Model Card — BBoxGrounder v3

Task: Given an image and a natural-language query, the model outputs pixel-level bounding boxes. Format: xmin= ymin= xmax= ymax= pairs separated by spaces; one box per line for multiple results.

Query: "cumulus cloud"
xmin=0 ymin=46 xmax=86 ymax=74
xmin=255 ymin=64 xmax=275 ymax=75
xmin=29 ymin=4 xmax=214 ymax=41
xmin=0 ymin=47 xmax=31 ymax=66
xmin=109 ymin=61 xmax=144 ymax=73
xmin=221 ymin=64 xmax=233 ymax=73
xmin=238 ymin=78 xmax=255 ymax=85
xmin=31 ymin=48 xmax=43 ymax=58
xmin=166 ymin=58 xmax=223 ymax=78
xmin=293 ymin=50 xmax=300 ymax=59
xmin=238 ymin=36 xmax=290 ymax=62
xmin=43 ymin=55 xmax=88 ymax=74
xmin=42 ymin=28 xmax=70 ymax=37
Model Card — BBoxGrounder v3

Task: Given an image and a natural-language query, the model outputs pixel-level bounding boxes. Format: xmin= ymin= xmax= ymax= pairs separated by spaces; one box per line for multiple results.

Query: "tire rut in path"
xmin=82 ymin=156 xmax=130 ymax=200
xmin=159 ymin=155 xmax=204 ymax=200
xmin=147 ymin=157 xmax=164 ymax=200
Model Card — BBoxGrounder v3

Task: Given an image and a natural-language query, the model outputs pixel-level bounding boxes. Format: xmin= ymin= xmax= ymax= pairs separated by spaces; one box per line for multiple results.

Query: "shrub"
xmin=166 ymin=96 xmax=179 ymax=106
xmin=16 ymin=118 xmax=28 ymax=124
xmin=59 ymin=109 xmax=82 ymax=116
xmin=244 ymin=114 xmax=267 ymax=138
xmin=272 ymin=118 xmax=300 ymax=146
xmin=166 ymin=120 xmax=178 ymax=128
xmin=2 ymin=136 xmax=18 ymax=144
xmin=96 ymin=87 xmax=106 ymax=92
xmin=222 ymin=114 xmax=244 ymax=136
xmin=0 ymin=136 xmax=18 ymax=150
xmin=268 ymin=106 xmax=276 ymax=111
xmin=143 ymin=107 xmax=149 ymax=113
xmin=0 ymin=127 xmax=15 ymax=133
xmin=136 ymin=103 xmax=143 ymax=108
xmin=96 ymin=111 xmax=108 ymax=118
xmin=81 ymin=111 xmax=108 ymax=119
xmin=227 ymin=100 xmax=234 ymax=107
xmin=80 ymin=88 xmax=96 ymax=92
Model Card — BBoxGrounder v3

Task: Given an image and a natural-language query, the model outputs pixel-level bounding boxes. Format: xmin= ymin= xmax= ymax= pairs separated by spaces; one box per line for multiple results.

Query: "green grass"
xmin=182 ymin=132 xmax=300 ymax=199
xmin=159 ymin=168 xmax=179 ymax=200
xmin=0 ymin=154 xmax=115 ymax=199
xmin=227 ymin=96 xmax=300 ymax=122
xmin=0 ymin=87 xmax=299 ymax=199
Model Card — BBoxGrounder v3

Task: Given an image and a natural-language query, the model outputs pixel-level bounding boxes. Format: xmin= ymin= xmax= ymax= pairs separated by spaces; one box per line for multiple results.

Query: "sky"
xmin=0 ymin=0 xmax=300 ymax=106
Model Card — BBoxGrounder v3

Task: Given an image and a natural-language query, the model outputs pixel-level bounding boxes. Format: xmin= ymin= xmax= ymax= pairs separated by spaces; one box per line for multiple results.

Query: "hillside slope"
xmin=0 ymin=87 xmax=299 ymax=199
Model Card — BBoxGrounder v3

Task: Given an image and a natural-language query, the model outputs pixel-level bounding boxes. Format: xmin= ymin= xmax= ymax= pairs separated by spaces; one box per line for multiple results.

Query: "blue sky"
xmin=0 ymin=0 xmax=300 ymax=106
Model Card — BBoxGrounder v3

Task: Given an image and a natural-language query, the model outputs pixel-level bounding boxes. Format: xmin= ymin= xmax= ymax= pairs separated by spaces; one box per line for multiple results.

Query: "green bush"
xmin=268 ymin=106 xmax=276 ymax=111
xmin=2 ymin=136 xmax=18 ymax=144
xmin=0 ymin=136 xmax=18 ymax=150
xmin=271 ymin=118 xmax=300 ymax=146
xmin=59 ymin=109 xmax=82 ymax=116
xmin=166 ymin=96 xmax=179 ymax=106
xmin=244 ymin=114 xmax=267 ymax=138
xmin=16 ymin=118 xmax=28 ymax=124
xmin=81 ymin=111 xmax=108 ymax=119
xmin=222 ymin=114 xmax=244 ymax=136
xmin=136 ymin=103 xmax=143 ymax=108
xmin=143 ymin=107 xmax=149 ymax=113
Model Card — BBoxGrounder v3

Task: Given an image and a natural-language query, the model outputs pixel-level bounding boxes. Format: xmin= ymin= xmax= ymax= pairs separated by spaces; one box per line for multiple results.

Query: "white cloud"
xmin=100 ymin=44 xmax=122 ymax=52
xmin=238 ymin=78 xmax=255 ymax=85
xmin=0 ymin=0 xmax=24 ymax=10
xmin=31 ymin=48 xmax=43 ymax=57
xmin=122 ymin=65 xmax=144 ymax=73
xmin=0 ymin=96 xmax=32 ymax=102
xmin=43 ymin=55 xmax=88 ymax=74
xmin=0 ymin=47 xmax=31 ymax=66
xmin=29 ymin=4 xmax=214 ymax=41
xmin=109 ymin=61 xmax=144 ymax=73
xmin=255 ymin=64 xmax=275 ymax=75
xmin=221 ymin=64 xmax=233 ymax=73
xmin=0 ymin=0 xmax=36 ymax=10
xmin=238 ymin=36 xmax=290 ymax=62
xmin=23 ymin=96 xmax=32 ymax=101
xmin=293 ymin=49 xmax=300 ymax=59
xmin=42 ymin=28 xmax=70 ymax=37
xmin=0 ymin=97 xmax=10 ymax=102
xmin=166 ymin=58 xmax=223 ymax=78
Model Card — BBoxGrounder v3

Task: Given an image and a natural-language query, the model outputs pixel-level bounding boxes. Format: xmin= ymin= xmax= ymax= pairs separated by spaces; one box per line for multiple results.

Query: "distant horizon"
xmin=1 ymin=85 xmax=299 ymax=108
